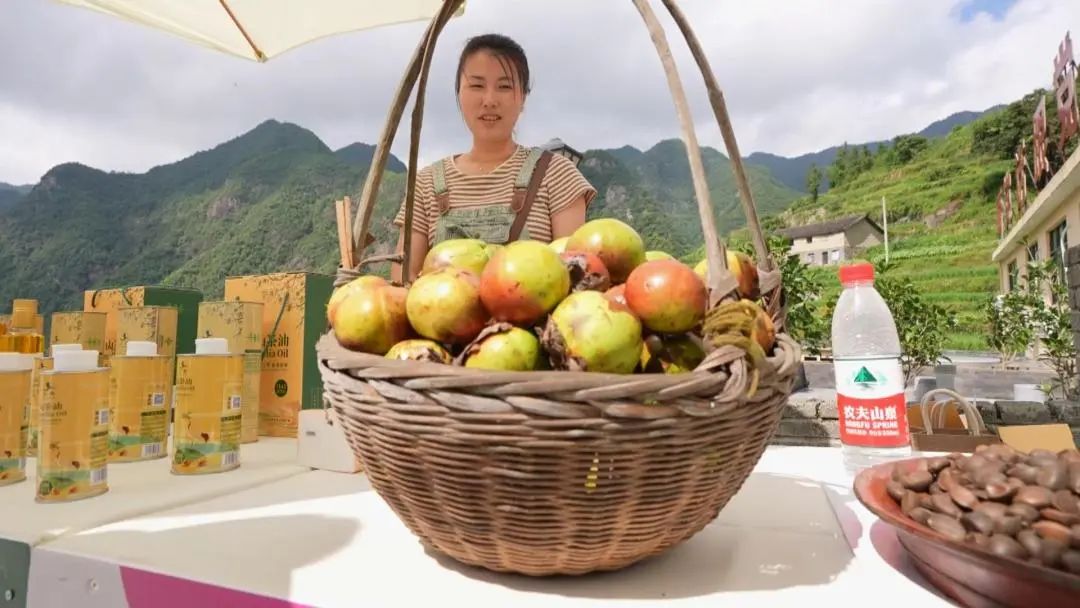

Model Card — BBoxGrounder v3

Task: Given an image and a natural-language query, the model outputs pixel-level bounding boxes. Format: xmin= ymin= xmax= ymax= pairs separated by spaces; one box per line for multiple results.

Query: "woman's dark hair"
xmin=455 ymin=34 xmax=531 ymax=97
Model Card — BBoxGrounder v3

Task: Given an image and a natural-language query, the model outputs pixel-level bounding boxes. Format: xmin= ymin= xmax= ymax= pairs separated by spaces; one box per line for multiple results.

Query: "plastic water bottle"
xmin=831 ymin=263 xmax=911 ymax=476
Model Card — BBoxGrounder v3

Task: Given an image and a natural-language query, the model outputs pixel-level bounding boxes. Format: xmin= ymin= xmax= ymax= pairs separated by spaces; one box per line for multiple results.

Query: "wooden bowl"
xmin=853 ymin=457 xmax=1080 ymax=608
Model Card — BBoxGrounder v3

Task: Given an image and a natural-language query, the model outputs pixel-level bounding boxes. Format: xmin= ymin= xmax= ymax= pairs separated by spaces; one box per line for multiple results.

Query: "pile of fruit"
xmin=328 ymin=218 xmax=775 ymax=375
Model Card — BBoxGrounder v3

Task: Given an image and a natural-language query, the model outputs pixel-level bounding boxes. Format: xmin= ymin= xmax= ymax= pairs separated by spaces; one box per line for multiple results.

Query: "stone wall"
xmin=1069 ymin=245 xmax=1080 ymax=375
xmin=772 ymin=391 xmax=1080 ymax=448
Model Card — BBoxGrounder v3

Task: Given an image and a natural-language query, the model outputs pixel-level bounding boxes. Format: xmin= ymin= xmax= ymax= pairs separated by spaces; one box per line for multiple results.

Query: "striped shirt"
xmin=393 ymin=145 xmax=597 ymax=244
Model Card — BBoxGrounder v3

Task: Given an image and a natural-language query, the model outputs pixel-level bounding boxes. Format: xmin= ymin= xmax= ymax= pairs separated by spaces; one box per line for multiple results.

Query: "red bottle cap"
xmin=839 ymin=262 xmax=875 ymax=284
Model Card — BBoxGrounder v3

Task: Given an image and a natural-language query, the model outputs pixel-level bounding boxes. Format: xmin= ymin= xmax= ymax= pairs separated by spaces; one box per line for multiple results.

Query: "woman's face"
xmin=458 ymin=50 xmax=524 ymax=144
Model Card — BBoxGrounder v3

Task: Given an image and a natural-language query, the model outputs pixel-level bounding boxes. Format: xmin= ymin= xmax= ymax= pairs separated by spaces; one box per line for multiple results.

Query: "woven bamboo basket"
xmin=318 ymin=0 xmax=803 ymax=576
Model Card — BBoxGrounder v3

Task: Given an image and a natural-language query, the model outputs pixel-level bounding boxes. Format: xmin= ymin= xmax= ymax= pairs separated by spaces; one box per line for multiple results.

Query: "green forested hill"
xmin=0 ymin=120 xmax=798 ymax=319
xmin=0 ymin=120 xmax=408 ymax=315
xmin=760 ymin=87 xmax=1078 ymax=350
xmin=579 ymin=139 xmax=801 ymax=258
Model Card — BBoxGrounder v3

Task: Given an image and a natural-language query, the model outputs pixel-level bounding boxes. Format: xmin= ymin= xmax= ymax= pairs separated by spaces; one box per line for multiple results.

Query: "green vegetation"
xmin=0 ymin=122 xmax=800 ymax=323
xmin=774 ymin=90 xmax=1063 ymax=350
xmin=0 ymin=121 xmax=409 ymax=318
xmin=579 ymin=140 xmax=800 ymax=260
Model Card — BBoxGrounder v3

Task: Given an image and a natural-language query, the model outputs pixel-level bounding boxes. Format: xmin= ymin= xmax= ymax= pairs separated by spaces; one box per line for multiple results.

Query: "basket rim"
xmin=318 ymin=331 xmax=799 ymax=379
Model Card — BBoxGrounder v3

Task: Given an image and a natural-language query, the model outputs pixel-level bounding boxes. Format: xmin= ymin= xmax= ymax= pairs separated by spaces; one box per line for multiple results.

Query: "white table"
xmin=26 ymin=446 xmax=955 ymax=608
xmin=0 ymin=438 xmax=307 ymax=608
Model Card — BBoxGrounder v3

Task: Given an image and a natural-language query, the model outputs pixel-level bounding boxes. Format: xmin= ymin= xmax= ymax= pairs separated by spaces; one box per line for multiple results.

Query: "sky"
xmin=0 ymin=0 xmax=1077 ymax=185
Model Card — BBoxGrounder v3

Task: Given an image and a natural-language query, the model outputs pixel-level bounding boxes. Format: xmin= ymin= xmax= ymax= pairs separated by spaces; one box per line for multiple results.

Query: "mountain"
xmin=745 ymin=106 xmax=1003 ymax=193
xmin=0 ymin=121 xmax=799 ymax=318
xmin=0 ymin=119 xmax=408 ymax=316
xmin=579 ymin=139 xmax=800 ymax=258
xmin=0 ymin=182 xmax=30 ymax=211
xmin=761 ymin=89 xmax=1077 ymax=351
xmin=335 ymin=143 xmax=406 ymax=173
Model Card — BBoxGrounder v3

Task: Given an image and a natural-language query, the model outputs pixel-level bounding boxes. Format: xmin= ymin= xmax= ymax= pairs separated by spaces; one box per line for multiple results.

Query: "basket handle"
xmin=347 ymin=0 xmax=462 ymax=272
xmin=657 ymin=0 xmax=773 ymax=275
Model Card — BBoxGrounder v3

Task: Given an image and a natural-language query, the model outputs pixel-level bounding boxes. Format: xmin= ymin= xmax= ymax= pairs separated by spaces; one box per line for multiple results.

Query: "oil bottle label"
xmin=835 ymin=357 xmax=909 ymax=448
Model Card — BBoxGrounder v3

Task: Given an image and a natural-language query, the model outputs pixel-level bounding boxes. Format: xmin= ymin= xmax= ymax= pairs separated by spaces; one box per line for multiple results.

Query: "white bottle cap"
xmin=51 ymin=343 xmax=83 ymax=357
xmin=126 ymin=341 xmax=158 ymax=356
xmin=0 ymin=353 xmax=33 ymax=372
xmin=53 ymin=350 xmax=100 ymax=372
xmin=195 ymin=338 xmax=229 ymax=355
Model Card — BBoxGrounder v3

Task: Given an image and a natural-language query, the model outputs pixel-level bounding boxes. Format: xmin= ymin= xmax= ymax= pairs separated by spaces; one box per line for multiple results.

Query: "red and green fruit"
xmin=559 ymin=251 xmax=611 ymax=292
xmin=480 ymin=241 xmax=570 ymax=326
xmin=694 ymin=250 xmax=760 ymax=300
xmin=327 ymin=275 xmax=387 ymax=327
xmin=406 ymin=268 xmax=489 ymax=344
xmin=625 ymin=259 xmax=706 ymax=333
xmin=385 ymin=339 xmax=452 ymax=364
xmin=750 ymin=305 xmax=777 ymax=353
xmin=565 ymin=218 xmax=646 ymax=283
xmin=640 ymin=334 xmax=706 ymax=374
xmin=422 ymin=238 xmax=494 ymax=276
xmin=463 ymin=325 xmax=543 ymax=371
xmin=333 ymin=284 xmax=410 ymax=355
xmin=605 ymin=284 xmax=628 ymax=308
xmin=542 ymin=291 xmax=643 ymax=374
xmin=548 ymin=237 xmax=569 ymax=254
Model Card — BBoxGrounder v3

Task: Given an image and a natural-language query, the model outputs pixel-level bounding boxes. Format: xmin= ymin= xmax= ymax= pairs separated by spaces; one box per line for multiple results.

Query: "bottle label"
xmin=835 ymin=358 xmax=909 ymax=448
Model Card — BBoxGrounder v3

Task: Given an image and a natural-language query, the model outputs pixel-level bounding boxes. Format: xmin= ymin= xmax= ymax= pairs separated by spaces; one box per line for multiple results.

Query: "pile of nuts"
xmin=887 ymin=444 xmax=1080 ymax=575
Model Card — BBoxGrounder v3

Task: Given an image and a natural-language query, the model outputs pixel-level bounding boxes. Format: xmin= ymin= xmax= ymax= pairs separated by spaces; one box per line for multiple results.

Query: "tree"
xmin=858 ymin=145 xmax=874 ymax=172
xmin=733 ymin=236 xmax=829 ymax=355
xmin=893 ymin=135 xmax=929 ymax=164
xmin=805 ymin=164 xmax=822 ymax=203
xmin=873 ymin=264 xmax=958 ymax=387
xmin=988 ymin=259 xmax=1078 ymax=399
xmin=828 ymin=143 xmax=851 ymax=188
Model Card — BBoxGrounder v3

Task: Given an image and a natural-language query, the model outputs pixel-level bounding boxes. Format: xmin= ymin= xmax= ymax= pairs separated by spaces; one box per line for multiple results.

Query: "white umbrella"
xmin=52 ymin=0 xmax=463 ymax=62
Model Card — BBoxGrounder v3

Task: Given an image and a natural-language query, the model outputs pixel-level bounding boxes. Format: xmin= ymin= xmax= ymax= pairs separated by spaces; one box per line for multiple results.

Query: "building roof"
xmin=777 ymin=214 xmax=883 ymax=240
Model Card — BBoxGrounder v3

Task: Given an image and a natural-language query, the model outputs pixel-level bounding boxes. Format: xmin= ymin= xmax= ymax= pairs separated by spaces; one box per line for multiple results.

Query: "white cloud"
xmin=0 ymin=0 xmax=1077 ymax=184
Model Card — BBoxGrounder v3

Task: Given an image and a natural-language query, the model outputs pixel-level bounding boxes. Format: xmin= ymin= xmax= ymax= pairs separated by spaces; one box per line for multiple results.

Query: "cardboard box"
xmin=84 ymin=287 xmax=202 ymax=357
xmin=117 ymin=305 xmax=180 ymax=358
xmin=50 ymin=311 xmax=107 ymax=351
xmin=197 ymin=301 xmax=264 ymax=444
xmin=223 ymin=272 xmax=333 ymax=438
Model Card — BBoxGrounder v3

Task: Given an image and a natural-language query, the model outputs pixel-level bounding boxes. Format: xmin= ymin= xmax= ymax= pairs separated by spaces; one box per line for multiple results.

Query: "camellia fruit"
xmin=624 ymin=259 xmax=707 ymax=333
xmin=645 ymin=250 xmax=674 ymax=262
xmin=385 ymin=339 xmax=452 ymax=364
xmin=565 ymin=218 xmax=646 ymax=283
xmin=406 ymin=268 xmax=489 ymax=344
xmin=462 ymin=324 xmax=543 ymax=371
xmin=641 ymin=334 xmax=706 ymax=374
xmin=480 ymin=240 xmax=570 ymax=326
xmin=693 ymin=250 xmax=760 ymax=300
xmin=422 ymin=238 xmax=494 ymax=276
xmin=327 ymin=275 xmax=388 ymax=327
xmin=333 ymin=284 xmax=410 ymax=355
xmin=750 ymin=305 xmax=777 ymax=353
xmin=560 ymin=251 xmax=611 ymax=292
xmin=542 ymin=291 xmax=643 ymax=374
xmin=548 ymin=237 xmax=569 ymax=254
xmin=605 ymin=284 xmax=628 ymax=308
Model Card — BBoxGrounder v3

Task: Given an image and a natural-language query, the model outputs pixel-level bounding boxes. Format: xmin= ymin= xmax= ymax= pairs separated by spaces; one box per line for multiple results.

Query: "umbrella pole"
xmin=349 ymin=0 xmax=460 ymax=269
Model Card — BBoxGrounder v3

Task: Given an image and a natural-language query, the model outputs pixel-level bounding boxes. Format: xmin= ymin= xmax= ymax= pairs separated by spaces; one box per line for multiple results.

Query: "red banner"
xmin=1053 ymin=32 xmax=1078 ymax=150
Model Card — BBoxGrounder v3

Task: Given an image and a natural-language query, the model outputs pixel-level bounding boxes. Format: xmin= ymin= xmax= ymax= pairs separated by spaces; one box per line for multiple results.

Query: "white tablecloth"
xmin=22 ymin=445 xmax=955 ymax=608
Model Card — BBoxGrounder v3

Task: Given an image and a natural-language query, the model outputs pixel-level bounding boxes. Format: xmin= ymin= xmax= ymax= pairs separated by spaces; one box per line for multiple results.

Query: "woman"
xmin=392 ymin=33 xmax=596 ymax=283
